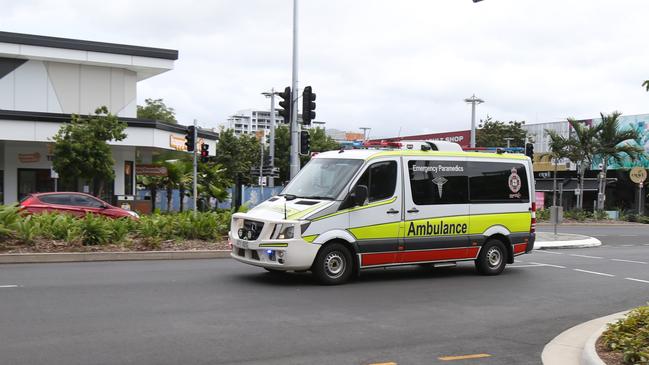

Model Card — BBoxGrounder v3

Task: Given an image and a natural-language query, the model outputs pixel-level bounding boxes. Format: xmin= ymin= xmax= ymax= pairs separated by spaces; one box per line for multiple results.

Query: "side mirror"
xmin=350 ymin=185 xmax=368 ymax=207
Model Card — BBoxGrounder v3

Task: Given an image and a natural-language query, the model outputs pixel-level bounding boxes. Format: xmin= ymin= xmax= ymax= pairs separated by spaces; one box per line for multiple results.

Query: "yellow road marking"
xmin=438 ymin=353 xmax=492 ymax=361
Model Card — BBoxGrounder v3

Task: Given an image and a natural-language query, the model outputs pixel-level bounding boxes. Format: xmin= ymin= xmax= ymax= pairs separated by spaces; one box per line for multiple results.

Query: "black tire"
xmin=475 ymin=239 xmax=507 ymax=275
xmin=312 ymin=243 xmax=353 ymax=285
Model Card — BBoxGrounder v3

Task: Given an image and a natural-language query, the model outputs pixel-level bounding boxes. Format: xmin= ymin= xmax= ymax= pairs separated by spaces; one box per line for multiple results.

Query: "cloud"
xmin=3 ymin=0 xmax=649 ymax=137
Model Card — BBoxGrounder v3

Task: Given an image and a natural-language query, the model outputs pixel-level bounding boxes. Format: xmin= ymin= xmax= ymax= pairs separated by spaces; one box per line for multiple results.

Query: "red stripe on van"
xmin=361 ymin=247 xmax=480 ymax=267
xmin=513 ymin=243 xmax=527 ymax=254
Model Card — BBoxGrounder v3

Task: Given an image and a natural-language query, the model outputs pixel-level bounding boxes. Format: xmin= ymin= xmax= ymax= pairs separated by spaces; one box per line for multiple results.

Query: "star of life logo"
xmin=432 ymin=176 xmax=448 ymax=198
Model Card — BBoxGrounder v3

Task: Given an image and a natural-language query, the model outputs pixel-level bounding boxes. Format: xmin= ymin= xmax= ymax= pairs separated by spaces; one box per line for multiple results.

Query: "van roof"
xmin=312 ymin=149 xmax=529 ymax=161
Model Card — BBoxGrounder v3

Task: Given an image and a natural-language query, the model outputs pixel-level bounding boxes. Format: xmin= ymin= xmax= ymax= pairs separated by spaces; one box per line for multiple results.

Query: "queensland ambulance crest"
xmin=508 ymin=167 xmax=521 ymax=193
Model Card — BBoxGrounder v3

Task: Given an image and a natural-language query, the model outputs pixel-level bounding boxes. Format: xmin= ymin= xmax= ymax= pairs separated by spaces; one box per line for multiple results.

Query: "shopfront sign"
xmin=630 ymin=167 xmax=647 ymax=184
xmin=18 ymin=152 xmax=41 ymax=163
xmin=135 ymin=164 xmax=168 ymax=176
xmin=170 ymin=135 xmax=204 ymax=151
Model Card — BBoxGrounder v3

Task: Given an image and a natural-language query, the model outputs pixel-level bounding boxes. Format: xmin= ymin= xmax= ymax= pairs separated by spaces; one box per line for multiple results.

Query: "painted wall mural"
xmin=585 ymin=114 xmax=649 ymax=170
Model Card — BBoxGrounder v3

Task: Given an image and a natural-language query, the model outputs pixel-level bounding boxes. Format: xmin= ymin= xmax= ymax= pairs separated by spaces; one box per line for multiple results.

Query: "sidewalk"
xmin=535 ymin=232 xmax=601 ymax=249
xmin=542 ymin=311 xmax=627 ymax=365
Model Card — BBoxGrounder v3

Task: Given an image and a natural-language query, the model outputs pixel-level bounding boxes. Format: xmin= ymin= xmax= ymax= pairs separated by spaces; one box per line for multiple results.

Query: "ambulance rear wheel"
xmin=312 ymin=243 xmax=353 ymax=285
xmin=475 ymin=239 xmax=507 ymax=275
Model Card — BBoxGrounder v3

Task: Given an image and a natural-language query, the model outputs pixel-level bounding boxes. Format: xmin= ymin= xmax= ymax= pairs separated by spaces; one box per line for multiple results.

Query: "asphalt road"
xmin=1 ymin=226 xmax=648 ymax=365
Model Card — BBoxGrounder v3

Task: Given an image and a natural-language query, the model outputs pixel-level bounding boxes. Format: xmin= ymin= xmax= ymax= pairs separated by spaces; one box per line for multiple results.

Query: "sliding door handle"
xmin=386 ymin=208 xmax=399 ymax=214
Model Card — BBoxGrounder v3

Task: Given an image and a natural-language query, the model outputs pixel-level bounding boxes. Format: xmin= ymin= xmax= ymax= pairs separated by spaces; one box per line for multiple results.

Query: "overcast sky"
xmin=3 ymin=0 xmax=649 ymax=138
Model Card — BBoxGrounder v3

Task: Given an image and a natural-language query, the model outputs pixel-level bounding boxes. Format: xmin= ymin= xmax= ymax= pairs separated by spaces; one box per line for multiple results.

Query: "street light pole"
xmin=359 ymin=127 xmax=371 ymax=142
xmin=289 ymin=0 xmax=300 ymax=179
xmin=192 ymin=118 xmax=198 ymax=214
xmin=464 ymin=94 xmax=484 ymax=148
xmin=263 ymin=89 xmax=276 ymax=187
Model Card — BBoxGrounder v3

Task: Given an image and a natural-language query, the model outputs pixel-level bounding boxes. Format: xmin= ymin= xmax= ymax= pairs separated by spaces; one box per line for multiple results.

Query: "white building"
xmin=0 ymin=31 xmax=217 ymax=205
xmin=223 ymin=109 xmax=282 ymax=137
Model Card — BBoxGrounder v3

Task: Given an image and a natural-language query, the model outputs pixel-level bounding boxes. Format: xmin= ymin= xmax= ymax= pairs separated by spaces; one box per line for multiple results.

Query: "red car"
xmin=20 ymin=192 xmax=139 ymax=219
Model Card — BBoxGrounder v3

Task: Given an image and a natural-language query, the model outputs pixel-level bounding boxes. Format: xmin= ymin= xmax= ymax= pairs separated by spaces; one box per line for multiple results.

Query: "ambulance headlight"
xmin=277 ymin=225 xmax=294 ymax=239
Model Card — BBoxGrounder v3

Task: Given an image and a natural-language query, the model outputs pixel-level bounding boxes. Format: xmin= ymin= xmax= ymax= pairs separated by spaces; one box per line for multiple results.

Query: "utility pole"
xmin=192 ymin=119 xmax=198 ymax=213
xmin=464 ymin=94 xmax=484 ymax=148
xmin=359 ymin=127 xmax=371 ymax=142
xmin=259 ymin=142 xmax=264 ymax=199
xmin=262 ymin=89 xmax=276 ymax=187
xmin=289 ymin=0 xmax=300 ymax=179
xmin=504 ymin=137 xmax=514 ymax=148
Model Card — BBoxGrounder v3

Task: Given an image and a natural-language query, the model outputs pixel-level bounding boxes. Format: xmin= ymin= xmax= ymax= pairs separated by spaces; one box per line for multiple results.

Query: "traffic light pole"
xmin=269 ymin=88 xmax=276 ymax=187
xmin=192 ymin=119 xmax=198 ymax=213
xmin=289 ymin=0 xmax=300 ymax=179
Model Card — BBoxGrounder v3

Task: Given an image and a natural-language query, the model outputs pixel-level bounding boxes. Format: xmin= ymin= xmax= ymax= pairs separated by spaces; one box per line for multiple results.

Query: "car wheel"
xmin=312 ymin=243 xmax=353 ymax=285
xmin=475 ymin=239 xmax=507 ymax=275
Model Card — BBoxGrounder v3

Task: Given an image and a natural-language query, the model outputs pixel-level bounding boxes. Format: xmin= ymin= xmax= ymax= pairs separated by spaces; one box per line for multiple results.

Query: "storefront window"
xmin=124 ymin=161 xmax=134 ymax=195
xmin=18 ymin=169 xmax=54 ymax=201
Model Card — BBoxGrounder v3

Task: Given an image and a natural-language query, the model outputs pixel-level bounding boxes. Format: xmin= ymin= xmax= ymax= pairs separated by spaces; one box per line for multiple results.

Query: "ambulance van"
xmin=229 ymin=141 xmax=536 ymax=285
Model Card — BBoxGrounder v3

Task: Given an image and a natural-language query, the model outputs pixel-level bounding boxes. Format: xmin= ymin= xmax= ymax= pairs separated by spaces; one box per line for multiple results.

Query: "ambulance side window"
xmin=408 ymin=160 xmax=468 ymax=205
xmin=355 ymin=161 xmax=398 ymax=203
xmin=468 ymin=162 xmax=529 ymax=203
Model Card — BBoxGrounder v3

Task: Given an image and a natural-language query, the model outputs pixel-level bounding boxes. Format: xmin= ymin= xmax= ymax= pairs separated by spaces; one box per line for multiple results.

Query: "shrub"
xmin=13 ymin=215 xmax=40 ymax=244
xmin=108 ymin=218 xmax=131 ymax=244
xmin=536 ymin=209 xmax=550 ymax=221
xmin=78 ymin=213 xmax=111 ymax=245
xmin=0 ymin=205 xmax=21 ymax=239
xmin=601 ymin=305 xmax=649 ymax=364
xmin=594 ymin=210 xmax=609 ymax=220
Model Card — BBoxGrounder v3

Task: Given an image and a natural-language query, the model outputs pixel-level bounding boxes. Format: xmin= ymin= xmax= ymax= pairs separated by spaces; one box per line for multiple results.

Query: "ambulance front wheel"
xmin=475 ymin=239 xmax=507 ymax=275
xmin=312 ymin=243 xmax=353 ymax=285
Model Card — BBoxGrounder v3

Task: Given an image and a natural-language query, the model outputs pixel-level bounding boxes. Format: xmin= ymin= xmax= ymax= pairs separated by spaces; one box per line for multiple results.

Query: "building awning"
xmin=534 ymin=178 xmax=615 ymax=192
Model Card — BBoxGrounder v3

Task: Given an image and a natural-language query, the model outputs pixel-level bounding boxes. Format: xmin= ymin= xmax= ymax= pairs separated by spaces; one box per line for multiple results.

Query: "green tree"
xmin=566 ymin=118 xmax=600 ymax=210
xmin=214 ymin=129 xmax=260 ymax=186
xmin=52 ymin=106 xmax=127 ymax=197
xmin=137 ymin=98 xmax=177 ymax=124
xmin=309 ymin=127 xmax=340 ymax=153
xmin=273 ymin=125 xmax=291 ymax=183
xmin=594 ymin=111 xmax=644 ymax=210
xmin=197 ymin=162 xmax=231 ymax=210
xmin=643 ymin=80 xmax=649 ymax=92
xmin=476 ymin=116 xmax=527 ymax=147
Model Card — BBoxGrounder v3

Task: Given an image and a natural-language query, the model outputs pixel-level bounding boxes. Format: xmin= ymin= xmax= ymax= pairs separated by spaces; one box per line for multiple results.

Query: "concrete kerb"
xmin=542 ymin=311 xmax=627 ymax=365
xmin=0 ymin=250 xmax=231 ymax=264
xmin=535 ymin=232 xmax=602 ymax=249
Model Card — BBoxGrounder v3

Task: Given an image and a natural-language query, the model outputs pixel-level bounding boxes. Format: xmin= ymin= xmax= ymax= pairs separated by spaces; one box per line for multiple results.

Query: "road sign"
xmin=574 ymin=188 xmax=580 ymax=195
xmin=630 ymin=167 xmax=647 ymax=184
xmin=258 ymin=176 xmax=267 ymax=186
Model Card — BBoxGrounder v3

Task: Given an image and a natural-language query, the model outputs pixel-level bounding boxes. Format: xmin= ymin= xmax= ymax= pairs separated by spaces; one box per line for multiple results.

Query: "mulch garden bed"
xmin=0 ymin=238 xmax=229 ymax=254
xmin=597 ymin=336 xmax=625 ymax=365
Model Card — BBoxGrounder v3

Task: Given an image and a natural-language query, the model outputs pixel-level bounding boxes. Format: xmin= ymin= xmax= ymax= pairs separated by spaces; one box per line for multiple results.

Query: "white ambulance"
xmin=229 ymin=141 xmax=536 ymax=285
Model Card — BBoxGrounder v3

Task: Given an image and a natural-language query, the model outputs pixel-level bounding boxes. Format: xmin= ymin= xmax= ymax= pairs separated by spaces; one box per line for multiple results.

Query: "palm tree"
xmin=175 ymin=161 xmax=193 ymax=212
xmin=594 ymin=112 xmax=644 ymax=210
xmin=566 ymin=118 xmax=600 ymax=210
xmin=545 ymin=129 xmax=572 ymax=207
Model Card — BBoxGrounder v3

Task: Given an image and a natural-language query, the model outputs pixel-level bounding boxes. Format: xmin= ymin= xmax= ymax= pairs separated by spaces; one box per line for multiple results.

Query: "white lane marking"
xmin=569 ymin=254 xmax=603 ymax=259
xmin=0 ymin=285 xmax=19 ymax=288
xmin=621 ymin=235 xmax=638 ymax=237
xmin=644 ymin=244 xmax=649 ymax=246
xmin=625 ymin=277 xmax=649 ymax=284
xmin=529 ymin=262 xmax=566 ymax=269
xmin=573 ymin=269 xmax=615 ymax=277
xmin=536 ymin=251 xmax=564 ymax=255
xmin=621 ymin=244 xmax=634 ymax=247
xmin=510 ymin=264 xmax=547 ymax=268
xmin=611 ymin=259 xmax=648 ymax=265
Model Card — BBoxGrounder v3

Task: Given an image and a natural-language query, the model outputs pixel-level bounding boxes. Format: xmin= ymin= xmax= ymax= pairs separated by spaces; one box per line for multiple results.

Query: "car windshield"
xmin=281 ymin=158 xmax=364 ymax=200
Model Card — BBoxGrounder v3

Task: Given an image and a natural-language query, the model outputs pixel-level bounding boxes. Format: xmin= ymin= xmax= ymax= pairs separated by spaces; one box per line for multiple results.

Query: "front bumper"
xmin=229 ymin=232 xmax=320 ymax=271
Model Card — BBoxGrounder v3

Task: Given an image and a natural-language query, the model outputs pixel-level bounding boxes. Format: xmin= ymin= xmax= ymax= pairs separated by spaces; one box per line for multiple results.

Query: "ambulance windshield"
xmin=282 ymin=158 xmax=363 ymax=200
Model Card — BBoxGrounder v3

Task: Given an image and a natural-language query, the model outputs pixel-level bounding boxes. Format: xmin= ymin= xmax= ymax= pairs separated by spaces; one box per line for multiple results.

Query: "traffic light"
xmin=300 ymin=130 xmax=310 ymax=155
xmin=278 ymin=86 xmax=291 ymax=124
xmin=200 ymin=143 xmax=209 ymax=163
xmin=525 ymin=143 xmax=534 ymax=159
xmin=185 ymin=126 xmax=196 ymax=152
xmin=302 ymin=86 xmax=316 ymax=125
